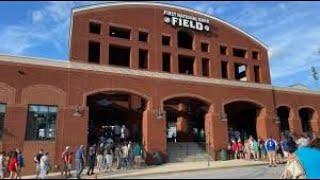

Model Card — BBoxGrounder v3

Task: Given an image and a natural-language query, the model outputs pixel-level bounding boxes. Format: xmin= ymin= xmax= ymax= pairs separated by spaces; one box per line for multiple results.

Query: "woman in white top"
xmin=39 ymin=153 xmax=50 ymax=179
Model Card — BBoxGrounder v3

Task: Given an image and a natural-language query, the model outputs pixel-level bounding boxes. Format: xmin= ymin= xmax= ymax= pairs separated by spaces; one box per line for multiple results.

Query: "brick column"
xmin=205 ymin=107 xmax=228 ymax=160
xmin=289 ymin=109 xmax=303 ymax=136
xmin=194 ymin=56 xmax=203 ymax=76
xmin=2 ymin=105 xmax=28 ymax=151
xmin=142 ymin=109 xmax=166 ymax=164
xmin=310 ymin=110 xmax=319 ymax=137
xmin=228 ymin=63 xmax=235 ymax=80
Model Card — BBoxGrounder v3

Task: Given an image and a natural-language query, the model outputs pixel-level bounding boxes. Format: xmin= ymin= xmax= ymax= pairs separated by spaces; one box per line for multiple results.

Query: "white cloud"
xmin=32 ymin=11 xmax=43 ymax=22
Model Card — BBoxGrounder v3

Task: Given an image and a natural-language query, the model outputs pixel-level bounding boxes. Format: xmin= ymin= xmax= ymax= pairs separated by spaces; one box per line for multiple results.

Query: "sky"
xmin=0 ymin=1 xmax=320 ymax=89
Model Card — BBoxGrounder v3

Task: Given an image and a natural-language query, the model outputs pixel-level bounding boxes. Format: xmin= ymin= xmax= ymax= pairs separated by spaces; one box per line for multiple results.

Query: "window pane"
xmin=29 ymin=105 xmax=38 ymax=112
xmin=0 ymin=104 xmax=6 ymax=139
xmin=26 ymin=105 xmax=57 ymax=141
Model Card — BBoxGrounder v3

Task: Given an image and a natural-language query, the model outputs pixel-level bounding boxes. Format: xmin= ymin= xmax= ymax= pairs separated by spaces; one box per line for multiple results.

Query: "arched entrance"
xmin=224 ymin=101 xmax=262 ymax=141
xmin=163 ymin=96 xmax=210 ymax=162
xmin=277 ymin=106 xmax=291 ymax=138
xmin=86 ymin=91 xmax=148 ymax=145
xmin=299 ymin=107 xmax=314 ymax=138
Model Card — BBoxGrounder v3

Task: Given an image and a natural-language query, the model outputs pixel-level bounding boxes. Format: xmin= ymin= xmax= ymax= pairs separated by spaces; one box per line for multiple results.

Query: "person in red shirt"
xmin=61 ymin=146 xmax=70 ymax=179
xmin=238 ymin=140 xmax=244 ymax=159
xmin=8 ymin=151 xmax=18 ymax=179
xmin=67 ymin=152 xmax=74 ymax=178
xmin=232 ymin=140 xmax=239 ymax=159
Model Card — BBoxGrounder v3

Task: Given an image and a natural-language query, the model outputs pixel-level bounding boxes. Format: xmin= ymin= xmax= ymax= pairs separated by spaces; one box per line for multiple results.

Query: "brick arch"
xmin=297 ymin=106 xmax=319 ymax=135
xmin=160 ymin=93 xmax=213 ymax=111
xmin=21 ymin=84 xmax=66 ymax=106
xmin=222 ymin=98 xmax=265 ymax=111
xmin=276 ymin=104 xmax=293 ymax=110
xmin=0 ymin=82 xmax=16 ymax=105
xmin=83 ymin=88 xmax=152 ymax=110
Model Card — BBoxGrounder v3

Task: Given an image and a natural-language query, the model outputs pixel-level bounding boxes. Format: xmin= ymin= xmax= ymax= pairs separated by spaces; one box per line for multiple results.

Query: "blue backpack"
xmin=266 ymin=139 xmax=276 ymax=151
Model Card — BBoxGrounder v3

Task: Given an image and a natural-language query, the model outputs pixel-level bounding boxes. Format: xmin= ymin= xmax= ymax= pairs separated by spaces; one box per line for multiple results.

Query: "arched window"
xmin=177 ymin=30 xmax=193 ymax=50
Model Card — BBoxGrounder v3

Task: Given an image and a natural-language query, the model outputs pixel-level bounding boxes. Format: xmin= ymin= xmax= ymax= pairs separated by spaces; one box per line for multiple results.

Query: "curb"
xmin=98 ymin=162 xmax=270 ymax=179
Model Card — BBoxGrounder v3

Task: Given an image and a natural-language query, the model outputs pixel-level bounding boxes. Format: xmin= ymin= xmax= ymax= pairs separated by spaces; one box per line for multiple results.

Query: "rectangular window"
xmin=162 ymin=35 xmax=171 ymax=46
xmin=139 ymin=32 xmax=148 ymax=42
xmin=26 ymin=105 xmax=57 ymax=141
xmin=139 ymin=49 xmax=148 ymax=69
xmin=201 ymin=43 xmax=209 ymax=53
xmin=252 ymin=51 xmax=259 ymax=60
xmin=0 ymin=103 xmax=6 ymax=139
xmin=89 ymin=22 xmax=101 ymax=34
xmin=220 ymin=46 xmax=227 ymax=55
xmin=202 ymin=58 xmax=210 ymax=77
xmin=88 ymin=41 xmax=100 ymax=63
xmin=109 ymin=26 xmax=131 ymax=39
xmin=162 ymin=53 xmax=171 ymax=72
xmin=221 ymin=61 xmax=228 ymax=79
xmin=109 ymin=45 xmax=131 ymax=67
xmin=254 ymin=66 xmax=260 ymax=83
xmin=178 ymin=55 xmax=194 ymax=75
xmin=233 ymin=48 xmax=247 ymax=58
xmin=235 ymin=63 xmax=247 ymax=81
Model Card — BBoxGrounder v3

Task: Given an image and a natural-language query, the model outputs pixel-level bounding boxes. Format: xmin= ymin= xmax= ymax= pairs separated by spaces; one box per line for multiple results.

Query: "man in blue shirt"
xmin=76 ymin=145 xmax=85 ymax=179
xmin=265 ymin=136 xmax=278 ymax=167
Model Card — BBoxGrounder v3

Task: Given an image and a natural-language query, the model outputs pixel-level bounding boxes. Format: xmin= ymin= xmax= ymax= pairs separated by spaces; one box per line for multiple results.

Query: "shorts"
xmin=67 ymin=164 xmax=72 ymax=171
xmin=267 ymin=151 xmax=276 ymax=158
xmin=0 ymin=167 xmax=3 ymax=177
xmin=134 ymin=156 xmax=142 ymax=163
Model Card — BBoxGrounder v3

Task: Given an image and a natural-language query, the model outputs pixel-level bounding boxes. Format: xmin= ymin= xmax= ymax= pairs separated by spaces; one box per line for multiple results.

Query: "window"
xmin=139 ymin=49 xmax=148 ymax=69
xmin=26 ymin=105 xmax=57 ymax=141
xmin=162 ymin=35 xmax=171 ymax=46
xmin=201 ymin=43 xmax=209 ymax=53
xmin=220 ymin=46 xmax=227 ymax=55
xmin=109 ymin=26 xmax=131 ymax=39
xmin=254 ymin=66 xmax=260 ymax=83
xmin=234 ymin=63 xmax=247 ymax=81
xmin=177 ymin=30 xmax=193 ymax=50
xmin=233 ymin=48 xmax=247 ymax=58
xmin=109 ymin=45 xmax=131 ymax=67
xmin=162 ymin=53 xmax=171 ymax=72
xmin=221 ymin=61 xmax=228 ymax=79
xmin=202 ymin=58 xmax=210 ymax=77
xmin=178 ymin=55 xmax=194 ymax=75
xmin=89 ymin=22 xmax=101 ymax=34
xmin=0 ymin=103 xmax=6 ymax=139
xmin=252 ymin=51 xmax=259 ymax=60
xmin=139 ymin=32 xmax=148 ymax=42
xmin=88 ymin=41 xmax=100 ymax=63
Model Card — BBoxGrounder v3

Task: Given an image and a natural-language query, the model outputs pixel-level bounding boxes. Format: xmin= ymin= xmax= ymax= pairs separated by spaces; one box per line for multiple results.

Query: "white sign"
xmin=163 ymin=10 xmax=210 ymax=32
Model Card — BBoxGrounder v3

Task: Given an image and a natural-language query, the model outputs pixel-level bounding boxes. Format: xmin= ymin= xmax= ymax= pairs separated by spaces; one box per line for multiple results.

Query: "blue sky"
xmin=1 ymin=1 xmax=320 ymax=89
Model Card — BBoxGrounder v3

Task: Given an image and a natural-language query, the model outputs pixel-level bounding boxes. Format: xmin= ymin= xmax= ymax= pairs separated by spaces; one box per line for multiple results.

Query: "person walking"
xmin=76 ymin=145 xmax=85 ymax=179
xmin=114 ymin=145 xmax=121 ymax=169
xmin=265 ymin=136 xmax=278 ymax=167
xmin=61 ymin=146 xmax=70 ymax=179
xmin=87 ymin=144 xmax=96 ymax=176
xmin=104 ymin=145 xmax=113 ymax=172
xmin=121 ymin=143 xmax=129 ymax=170
xmin=39 ymin=152 xmax=50 ymax=179
xmin=132 ymin=143 xmax=143 ymax=168
xmin=8 ymin=151 xmax=18 ymax=179
xmin=34 ymin=149 xmax=44 ymax=179
xmin=231 ymin=140 xmax=239 ymax=159
xmin=16 ymin=149 xmax=25 ymax=179
xmin=96 ymin=143 xmax=104 ymax=173
xmin=0 ymin=151 xmax=4 ymax=179
xmin=252 ymin=139 xmax=260 ymax=161
xmin=67 ymin=152 xmax=74 ymax=178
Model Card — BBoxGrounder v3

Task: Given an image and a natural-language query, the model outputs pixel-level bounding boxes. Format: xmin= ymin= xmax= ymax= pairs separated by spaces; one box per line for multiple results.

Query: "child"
xmin=232 ymin=140 xmax=239 ymax=159
xmin=238 ymin=140 xmax=244 ymax=159
xmin=227 ymin=143 xmax=233 ymax=160
xmin=67 ymin=152 xmax=74 ymax=178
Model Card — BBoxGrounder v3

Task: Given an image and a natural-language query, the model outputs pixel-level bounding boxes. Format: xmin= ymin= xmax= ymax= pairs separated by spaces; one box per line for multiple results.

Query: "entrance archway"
xmin=299 ymin=107 xmax=314 ymax=138
xmin=86 ymin=91 xmax=148 ymax=145
xmin=277 ymin=106 xmax=291 ymax=138
xmin=224 ymin=101 xmax=262 ymax=141
xmin=163 ymin=96 xmax=210 ymax=162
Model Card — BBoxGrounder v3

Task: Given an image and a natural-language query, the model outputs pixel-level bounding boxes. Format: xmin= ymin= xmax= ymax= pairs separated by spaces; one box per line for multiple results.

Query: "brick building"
xmin=0 ymin=2 xmax=319 ymax=175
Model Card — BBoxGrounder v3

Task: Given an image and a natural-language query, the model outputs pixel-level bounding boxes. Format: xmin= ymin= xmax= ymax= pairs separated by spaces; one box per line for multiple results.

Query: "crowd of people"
xmin=58 ymin=124 xmax=144 ymax=179
xmin=226 ymin=129 xmax=315 ymax=167
xmin=0 ymin=149 xmax=25 ymax=179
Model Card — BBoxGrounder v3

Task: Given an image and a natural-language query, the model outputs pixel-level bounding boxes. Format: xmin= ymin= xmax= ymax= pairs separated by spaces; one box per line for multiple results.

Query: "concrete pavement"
xmin=22 ymin=160 xmax=271 ymax=179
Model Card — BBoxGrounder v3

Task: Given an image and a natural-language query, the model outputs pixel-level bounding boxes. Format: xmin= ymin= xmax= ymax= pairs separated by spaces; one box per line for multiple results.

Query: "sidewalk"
xmin=22 ymin=160 xmax=269 ymax=179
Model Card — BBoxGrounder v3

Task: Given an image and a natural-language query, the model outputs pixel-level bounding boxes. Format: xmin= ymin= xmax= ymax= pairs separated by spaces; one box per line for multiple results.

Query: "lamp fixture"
xmin=157 ymin=108 xmax=164 ymax=120
xmin=72 ymin=106 xmax=82 ymax=117
xmin=220 ymin=112 xmax=227 ymax=121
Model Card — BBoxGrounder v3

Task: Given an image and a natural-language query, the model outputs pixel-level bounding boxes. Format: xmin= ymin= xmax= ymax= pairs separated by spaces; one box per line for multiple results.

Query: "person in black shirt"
xmin=33 ymin=149 xmax=44 ymax=179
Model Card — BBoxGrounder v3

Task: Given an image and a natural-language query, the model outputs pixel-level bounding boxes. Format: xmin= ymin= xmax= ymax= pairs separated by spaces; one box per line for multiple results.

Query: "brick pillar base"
xmin=142 ymin=109 xmax=167 ymax=164
xmin=205 ymin=110 xmax=228 ymax=161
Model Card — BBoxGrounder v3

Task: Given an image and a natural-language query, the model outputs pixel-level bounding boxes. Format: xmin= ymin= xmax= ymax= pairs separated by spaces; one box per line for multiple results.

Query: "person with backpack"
xmin=265 ymin=136 xmax=278 ymax=167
